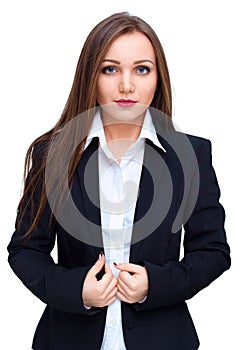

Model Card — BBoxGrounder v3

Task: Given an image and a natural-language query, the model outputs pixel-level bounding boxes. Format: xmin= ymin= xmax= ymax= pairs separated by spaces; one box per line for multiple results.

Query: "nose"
xmin=119 ymin=72 xmax=135 ymax=93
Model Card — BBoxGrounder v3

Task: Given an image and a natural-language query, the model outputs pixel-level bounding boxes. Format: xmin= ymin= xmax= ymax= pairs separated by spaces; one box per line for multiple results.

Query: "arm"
xmin=7 ymin=144 xmax=100 ymax=315
xmin=133 ymin=139 xmax=231 ymax=311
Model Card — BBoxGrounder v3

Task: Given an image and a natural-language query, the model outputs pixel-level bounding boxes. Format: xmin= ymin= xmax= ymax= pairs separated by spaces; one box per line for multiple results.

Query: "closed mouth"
xmin=115 ymin=99 xmax=138 ymax=107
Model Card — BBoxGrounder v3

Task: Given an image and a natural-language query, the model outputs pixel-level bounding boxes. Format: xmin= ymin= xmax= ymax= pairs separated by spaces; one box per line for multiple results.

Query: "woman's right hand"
xmin=82 ymin=253 xmax=118 ymax=308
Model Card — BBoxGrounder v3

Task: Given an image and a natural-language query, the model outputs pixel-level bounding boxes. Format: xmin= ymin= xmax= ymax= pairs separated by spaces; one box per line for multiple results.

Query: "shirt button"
xmin=111 ymin=319 xmax=117 ymax=326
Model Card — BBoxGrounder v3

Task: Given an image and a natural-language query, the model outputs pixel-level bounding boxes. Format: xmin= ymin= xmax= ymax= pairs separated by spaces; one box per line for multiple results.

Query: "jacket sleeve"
xmin=134 ymin=139 xmax=231 ymax=311
xmin=7 ymin=143 xmax=100 ymax=315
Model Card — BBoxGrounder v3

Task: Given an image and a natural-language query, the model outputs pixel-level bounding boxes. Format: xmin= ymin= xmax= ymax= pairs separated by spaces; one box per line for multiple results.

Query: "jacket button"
xmin=125 ymin=320 xmax=134 ymax=329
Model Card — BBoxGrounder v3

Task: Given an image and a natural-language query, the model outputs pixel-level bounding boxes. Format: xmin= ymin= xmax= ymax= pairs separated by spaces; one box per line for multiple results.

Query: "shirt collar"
xmin=138 ymin=109 xmax=166 ymax=152
xmin=84 ymin=109 xmax=166 ymax=153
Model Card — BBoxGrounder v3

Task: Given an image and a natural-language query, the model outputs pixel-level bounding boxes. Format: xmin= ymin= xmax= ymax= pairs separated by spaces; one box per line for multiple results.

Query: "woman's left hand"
xmin=114 ymin=263 xmax=148 ymax=304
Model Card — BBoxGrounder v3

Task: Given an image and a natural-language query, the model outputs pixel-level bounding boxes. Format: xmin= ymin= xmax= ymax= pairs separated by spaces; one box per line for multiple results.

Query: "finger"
xmin=117 ymin=279 xmax=128 ymax=296
xmin=104 ymin=263 xmax=113 ymax=275
xmin=98 ymin=280 xmax=118 ymax=305
xmin=118 ymin=271 xmax=145 ymax=296
xmin=102 ymin=264 xmax=114 ymax=280
xmin=116 ymin=290 xmax=132 ymax=304
xmin=101 ymin=264 xmax=114 ymax=284
xmin=116 ymin=289 xmax=126 ymax=302
xmin=114 ymin=262 xmax=142 ymax=274
xmin=101 ymin=275 xmax=118 ymax=296
xmin=117 ymin=273 xmax=139 ymax=297
xmin=117 ymin=273 xmax=131 ymax=291
xmin=106 ymin=295 xmax=117 ymax=306
xmin=105 ymin=285 xmax=118 ymax=301
xmin=117 ymin=270 xmax=133 ymax=285
xmin=88 ymin=253 xmax=105 ymax=277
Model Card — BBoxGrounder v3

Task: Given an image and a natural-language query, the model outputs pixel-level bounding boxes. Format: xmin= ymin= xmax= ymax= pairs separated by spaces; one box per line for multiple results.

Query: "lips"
xmin=115 ymin=99 xmax=137 ymax=107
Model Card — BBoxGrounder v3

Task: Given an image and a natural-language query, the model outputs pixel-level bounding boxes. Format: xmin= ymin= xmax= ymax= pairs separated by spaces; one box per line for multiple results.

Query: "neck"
xmin=102 ymin=113 xmax=144 ymax=142
xmin=101 ymin=113 xmax=145 ymax=163
xmin=104 ymin=123 xmax=142 ymax=142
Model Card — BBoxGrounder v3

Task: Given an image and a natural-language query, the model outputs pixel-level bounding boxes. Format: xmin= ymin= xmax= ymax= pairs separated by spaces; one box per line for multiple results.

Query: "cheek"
xmin=96 ymin=82 xmax=105 ymax=103
xmin=141 ymin=73 xmax=157 ymax=96
xmin=142 ymin=82 xmax=157 ymax=103
xmin=96 ymin=78 xmax=112 ymax=104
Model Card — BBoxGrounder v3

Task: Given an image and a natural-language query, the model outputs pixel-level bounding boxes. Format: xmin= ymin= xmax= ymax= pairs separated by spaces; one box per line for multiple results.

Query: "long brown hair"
xmin=18 ymin=11 xmax=173 ymax=238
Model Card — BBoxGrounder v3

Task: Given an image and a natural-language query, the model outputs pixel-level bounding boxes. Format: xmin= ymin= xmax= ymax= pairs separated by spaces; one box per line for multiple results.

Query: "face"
xmin=96 ymin=31 xmax=158 ymax=122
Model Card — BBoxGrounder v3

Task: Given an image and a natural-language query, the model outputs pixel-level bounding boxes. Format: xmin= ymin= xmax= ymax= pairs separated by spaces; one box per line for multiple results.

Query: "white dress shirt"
xmin=84 ymin=109 xmax=166 ymax=350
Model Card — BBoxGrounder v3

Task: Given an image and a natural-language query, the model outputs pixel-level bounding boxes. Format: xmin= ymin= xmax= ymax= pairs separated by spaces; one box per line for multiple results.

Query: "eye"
xmin=136 ymin=66 xmax=150 ymax=75
xmin=102 ymin=66 xmax=117 ymax=74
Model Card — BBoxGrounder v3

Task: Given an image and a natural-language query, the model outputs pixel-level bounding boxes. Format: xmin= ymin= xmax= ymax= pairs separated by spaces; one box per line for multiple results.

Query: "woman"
xmin=7 ymin=12 xmax=231 ymax=350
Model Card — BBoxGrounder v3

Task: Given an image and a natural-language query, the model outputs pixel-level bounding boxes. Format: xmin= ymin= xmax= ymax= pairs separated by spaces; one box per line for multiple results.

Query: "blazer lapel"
xmin=76 ymin=137 xmax=103 ymax=253
xmin=130 ymin=122 xmax=188 ymax=262
xmin=130 ymin=138 xmax=170 ymax=262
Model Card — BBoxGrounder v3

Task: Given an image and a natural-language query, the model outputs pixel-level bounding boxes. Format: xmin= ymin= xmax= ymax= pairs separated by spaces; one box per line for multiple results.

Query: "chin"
xmin=100 ymin=103 xmax=148 ymax=125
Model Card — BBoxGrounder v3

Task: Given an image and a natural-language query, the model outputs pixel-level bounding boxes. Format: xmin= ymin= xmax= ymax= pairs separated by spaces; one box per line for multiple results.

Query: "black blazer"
xmin=7 ymin=117 xmax=231 ymax=350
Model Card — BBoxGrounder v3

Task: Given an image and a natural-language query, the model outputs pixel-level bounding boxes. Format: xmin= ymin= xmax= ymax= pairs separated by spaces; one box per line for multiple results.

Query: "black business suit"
xmin=7 ymin=114 xmax=231 ymax=350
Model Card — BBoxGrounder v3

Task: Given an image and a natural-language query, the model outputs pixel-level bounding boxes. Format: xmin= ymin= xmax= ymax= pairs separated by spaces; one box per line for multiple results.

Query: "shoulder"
xmin=184 ymin=132 xmax=211 ymax=149
xmin=183 ymin=132 xmax=212 ymax=157
xmin=151 ymin=110 xmax=211 ymax=152
xmin=175 ymin=132 xmax=213 ymax=165
xmin=157 ymin=129 xmax=212 ymax=157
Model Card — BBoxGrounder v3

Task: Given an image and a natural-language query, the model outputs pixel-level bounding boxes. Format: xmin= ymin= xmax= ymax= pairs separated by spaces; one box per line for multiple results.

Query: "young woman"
xmin=7 ymin=12 xmax=231 ymax=350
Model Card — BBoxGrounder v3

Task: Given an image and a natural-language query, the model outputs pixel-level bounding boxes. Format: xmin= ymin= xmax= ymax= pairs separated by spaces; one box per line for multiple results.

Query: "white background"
xmin=1 ymin=0 xmax=244 ymax=349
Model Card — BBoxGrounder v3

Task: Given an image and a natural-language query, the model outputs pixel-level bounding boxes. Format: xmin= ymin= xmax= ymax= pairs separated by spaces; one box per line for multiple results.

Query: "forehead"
xmin=104 ymin=32 xmax=156 ymax=61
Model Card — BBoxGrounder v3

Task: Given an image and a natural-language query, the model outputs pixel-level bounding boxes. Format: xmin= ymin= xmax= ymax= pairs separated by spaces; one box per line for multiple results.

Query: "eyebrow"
xmin=102 ymin=59 xmax=155 ymax=65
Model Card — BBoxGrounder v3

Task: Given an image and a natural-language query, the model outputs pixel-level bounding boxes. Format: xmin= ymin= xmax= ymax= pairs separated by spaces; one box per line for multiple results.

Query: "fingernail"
xmin=113 ymin=262 xmax=118 ymax=266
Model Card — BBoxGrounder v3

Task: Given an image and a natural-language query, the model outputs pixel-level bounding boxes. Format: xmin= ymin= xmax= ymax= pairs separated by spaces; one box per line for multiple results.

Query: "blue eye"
xmin=102 ymin=66 xmax=117 ymax=74
xmin=136 ymin=66 xmax=150 ymax=74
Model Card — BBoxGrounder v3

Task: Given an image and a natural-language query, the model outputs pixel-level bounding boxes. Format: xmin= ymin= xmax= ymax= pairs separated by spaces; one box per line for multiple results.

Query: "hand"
xmin=82 ymin=254 xmax=118 ymax=308
xmin=114 ymin=263 xmax=148 ymax=304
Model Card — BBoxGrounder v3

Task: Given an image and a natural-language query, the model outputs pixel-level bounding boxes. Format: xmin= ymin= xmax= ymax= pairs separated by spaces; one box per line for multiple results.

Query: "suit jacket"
xmin=7 ymin=116 xmax=231 ymax=350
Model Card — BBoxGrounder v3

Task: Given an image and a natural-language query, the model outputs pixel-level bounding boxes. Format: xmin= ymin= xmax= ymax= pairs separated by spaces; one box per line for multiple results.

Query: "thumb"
xmin=88 ymin=253 xmax=105 ymax=276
